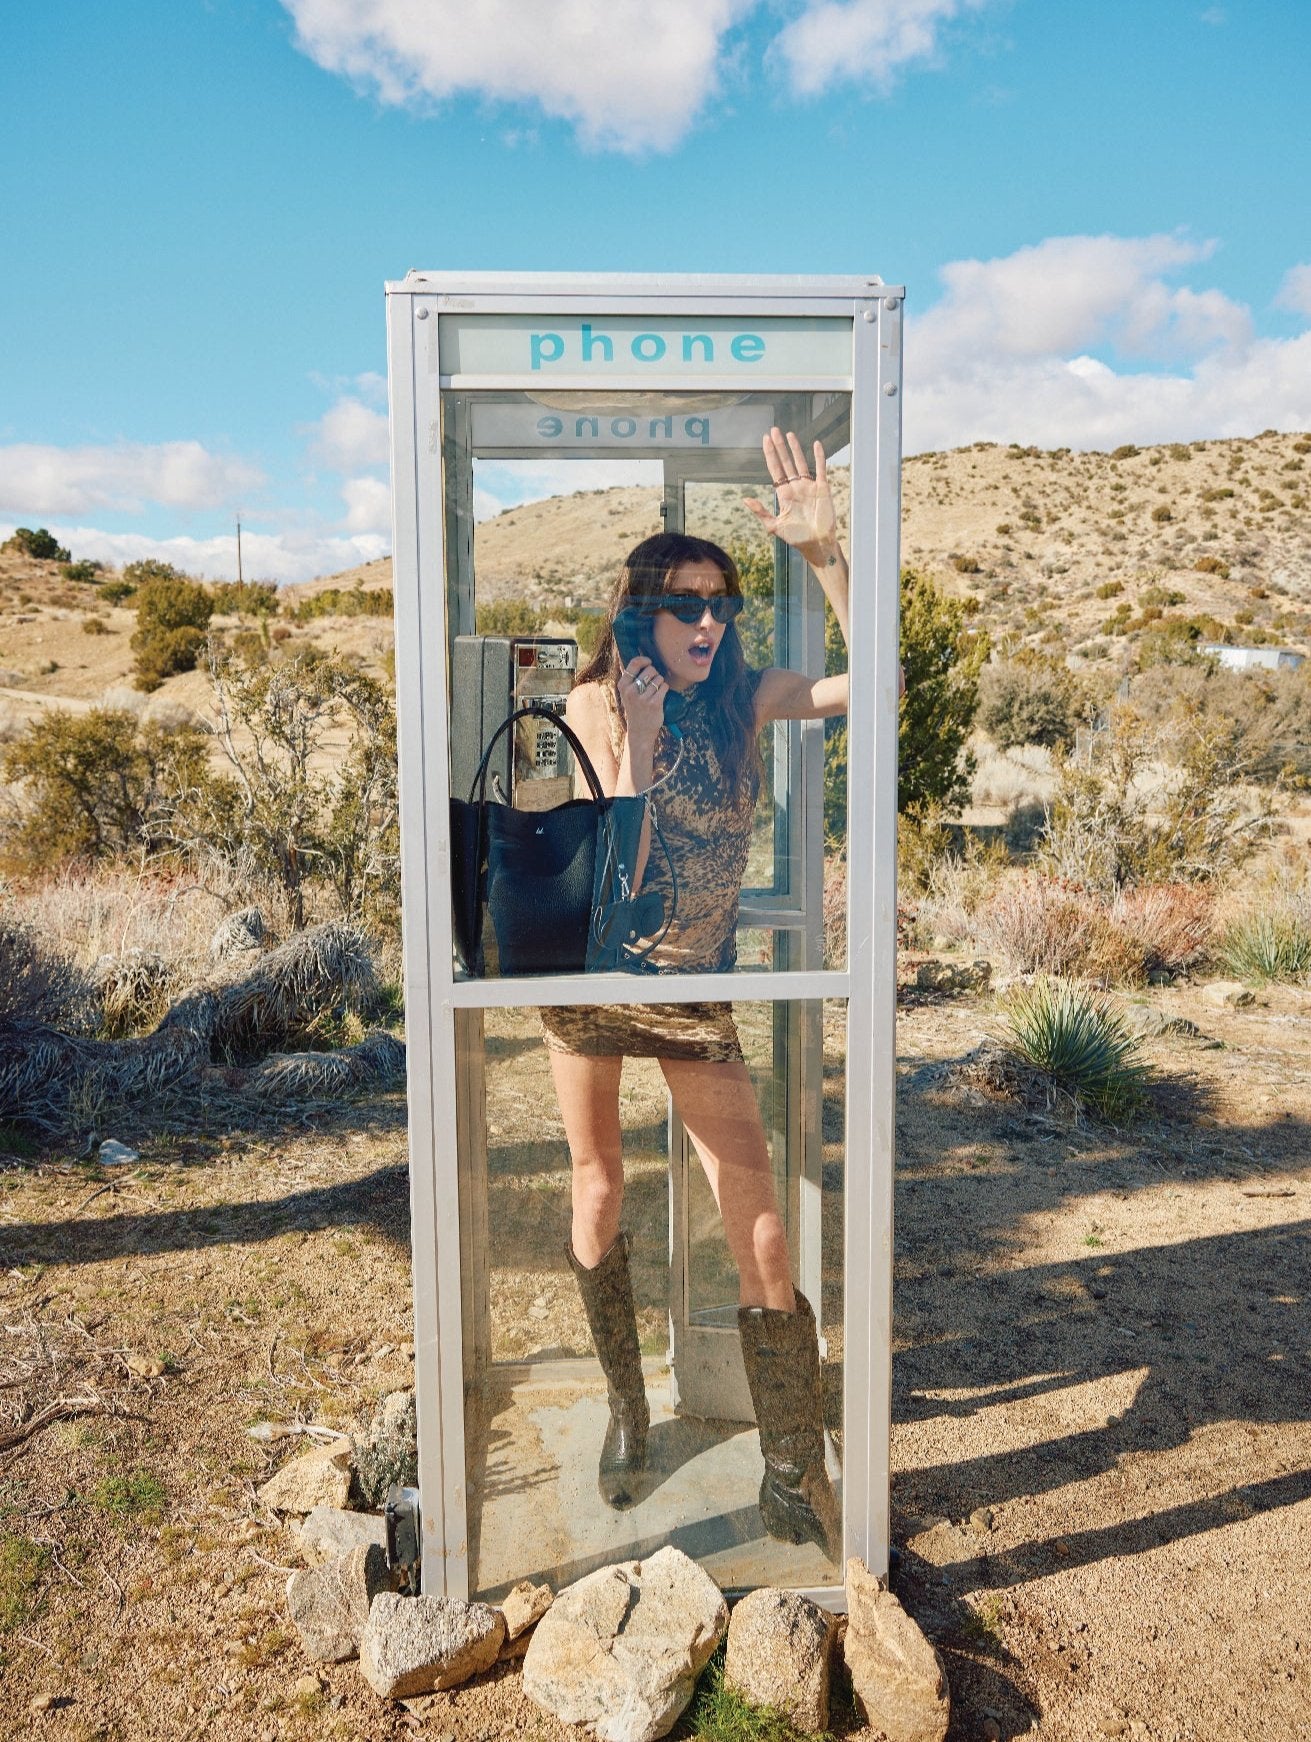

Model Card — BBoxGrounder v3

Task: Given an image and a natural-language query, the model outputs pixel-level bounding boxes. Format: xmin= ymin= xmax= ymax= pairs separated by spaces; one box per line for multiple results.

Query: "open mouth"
xmin=687 ymin=637 xmax=714 ymax=667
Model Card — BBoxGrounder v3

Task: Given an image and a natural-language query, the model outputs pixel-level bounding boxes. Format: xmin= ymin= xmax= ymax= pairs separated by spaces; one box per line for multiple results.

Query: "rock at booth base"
xmin=724 ymin=1585 xmax=838 ymax=1735
xmin=286 ymin=1542 xmax=389 ymax=1663
xmin=522 ymin=1545 xmax=728 ymax=1742
xmin=359 ymin=1592 xmax=504 ymax=1698
xmin=842 ymin=1558 xmax=950 ymax=1742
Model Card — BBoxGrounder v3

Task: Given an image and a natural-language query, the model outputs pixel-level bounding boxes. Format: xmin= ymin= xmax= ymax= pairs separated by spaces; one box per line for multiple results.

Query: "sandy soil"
xmin=2 ymin=972 xmax=1307 ymax=1742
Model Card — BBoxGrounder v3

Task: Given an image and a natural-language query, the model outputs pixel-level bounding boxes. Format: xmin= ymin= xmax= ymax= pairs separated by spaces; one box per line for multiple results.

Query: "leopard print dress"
xmin=539 ymin=675 xmax=760 ymax=1061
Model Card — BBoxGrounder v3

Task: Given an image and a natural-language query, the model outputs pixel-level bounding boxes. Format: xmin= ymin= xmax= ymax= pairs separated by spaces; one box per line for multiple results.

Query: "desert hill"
xmin=2 ymin=431 xmax=1308 ymax=734
xmin=262 ymin=427 xmax=1311 ymax=661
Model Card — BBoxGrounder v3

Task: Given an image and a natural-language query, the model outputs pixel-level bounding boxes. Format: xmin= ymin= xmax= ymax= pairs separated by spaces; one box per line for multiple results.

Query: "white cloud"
xmin=772 ymin=0 xmax=988 ymax=97
xmin=906 ymin=234 xmax=1311 ymax=453
xmin=281 ymin=0 xmax=757 ymax=153
xmin=309 ymin=396 xmax=391 ymax=471
xmin=340 ymin=474 xmax=393 ymax=533
xmin=0 ymin=522 xmax=390 ymax=588
xmin=0 ymin=441 xmax=265 ymax=517
xmin=913 ymin=233 xmax=1249 ymax=370
xmin=1275 ymin=264 xmax=1311 ymax=320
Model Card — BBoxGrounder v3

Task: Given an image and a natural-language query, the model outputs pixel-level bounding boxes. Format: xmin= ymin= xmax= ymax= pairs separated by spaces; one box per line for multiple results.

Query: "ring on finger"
xmin=633 ymin=675 xmax=647 ymax=693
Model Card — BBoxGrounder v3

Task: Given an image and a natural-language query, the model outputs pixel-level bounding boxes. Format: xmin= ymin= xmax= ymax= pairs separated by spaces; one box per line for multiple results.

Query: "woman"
xmin=542 ymin=428 xmax=850 ymax=1559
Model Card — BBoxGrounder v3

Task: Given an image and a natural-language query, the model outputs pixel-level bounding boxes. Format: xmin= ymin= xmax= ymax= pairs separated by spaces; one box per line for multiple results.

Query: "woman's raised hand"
xmin=744 ymin=428 xmax=838 ymax=561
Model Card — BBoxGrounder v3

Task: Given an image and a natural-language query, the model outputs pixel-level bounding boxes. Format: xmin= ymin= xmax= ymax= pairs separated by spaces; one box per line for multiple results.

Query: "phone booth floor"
xmin=468 ymin=1358 xmax=839 ymax=1598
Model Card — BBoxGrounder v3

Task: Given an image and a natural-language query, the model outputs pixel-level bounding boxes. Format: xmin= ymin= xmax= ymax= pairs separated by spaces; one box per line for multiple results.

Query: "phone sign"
xmin=439 ymin=315 xmax=853 ymax=380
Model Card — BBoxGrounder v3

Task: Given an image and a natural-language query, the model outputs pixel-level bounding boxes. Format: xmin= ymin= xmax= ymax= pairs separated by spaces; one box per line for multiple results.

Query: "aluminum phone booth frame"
xmin=387 ymin=272 xmax=903 ymax=1609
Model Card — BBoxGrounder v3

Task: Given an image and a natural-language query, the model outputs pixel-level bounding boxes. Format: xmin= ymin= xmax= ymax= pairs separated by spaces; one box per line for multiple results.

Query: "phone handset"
xmin=612 ymin=607 xmax=687 ymax=740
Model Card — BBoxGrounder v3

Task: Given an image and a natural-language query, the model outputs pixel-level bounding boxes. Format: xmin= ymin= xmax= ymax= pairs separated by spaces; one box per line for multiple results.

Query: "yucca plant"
xmin=1001 ymin=977 xmax=1148 ymax=1121
xmin=1219 ymin=912 xmax=1311 ymax=984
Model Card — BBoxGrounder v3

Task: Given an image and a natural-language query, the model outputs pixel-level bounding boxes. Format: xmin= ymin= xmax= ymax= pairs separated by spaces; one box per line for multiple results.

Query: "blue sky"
xmin=1 ymin=0 xmax=1309 ymax=582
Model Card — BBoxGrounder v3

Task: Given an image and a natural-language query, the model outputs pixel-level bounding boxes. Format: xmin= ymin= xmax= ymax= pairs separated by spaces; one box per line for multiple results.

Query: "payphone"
xmin=388 ymin=274 xmax=902 ymax=1609
xmin=451 ymin=635 xmax=577 ymax=806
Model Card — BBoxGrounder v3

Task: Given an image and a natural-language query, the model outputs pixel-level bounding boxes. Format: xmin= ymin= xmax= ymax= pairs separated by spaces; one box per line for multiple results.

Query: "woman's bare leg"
xmin=548 ymin=1050 xmax=626 ymax=1267
xmin=659 ymin=1056 xmax=795 ymax=1311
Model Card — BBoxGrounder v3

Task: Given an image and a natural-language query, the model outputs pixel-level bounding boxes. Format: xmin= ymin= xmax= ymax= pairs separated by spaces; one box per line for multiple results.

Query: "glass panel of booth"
xmin=459 ymin=998 xmax=848 ymax=1599
xmin=439 ymin=382 xmax=851 ymax=984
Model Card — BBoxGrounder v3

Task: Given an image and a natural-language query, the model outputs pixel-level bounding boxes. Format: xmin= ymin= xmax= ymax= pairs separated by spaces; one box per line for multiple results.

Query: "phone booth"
xmin=387 ymin=273 xmax=902 ymax=1608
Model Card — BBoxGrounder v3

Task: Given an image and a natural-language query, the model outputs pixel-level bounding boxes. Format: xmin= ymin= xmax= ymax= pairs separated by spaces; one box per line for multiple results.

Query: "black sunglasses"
xmin=631 ymin=592 xmax=744 ymax=625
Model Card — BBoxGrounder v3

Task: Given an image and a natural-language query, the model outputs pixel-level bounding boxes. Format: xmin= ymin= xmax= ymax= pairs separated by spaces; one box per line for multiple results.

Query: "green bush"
xmin=121 ymin=559 xmax=190 ymax=589
xmin=130 ymin=572 xmax=214 ymax=690
xmin=60 ymin=559 xmax=104 ymax=583
xmin=81 ymin=615 xmax=111 ymax=636
xmin=209 ymin=579 xmax=279 ymax=616
xmin=898 ymin=567 xmax=988 ymax=817
xmin=99 ymin=578 xmax=136 ymax=604
xmin=1 ymin=526 xmax=70 ymax=561
xmin=978 ymin=654 xmax=1083 ymax=751
xmin=0 ymin=707 xmax=210 ymax=872
xmin=1038 ymin=706 xmax=1276 ymax=894
xmin=474 ymin=599 xmax=548 ymax=637
xmin=291 ymin=585 xmax=393 ymax=621
xmin=132 ymin=624 xmax=208 ymax=690
xmin=1110 ymin=445 xmax=1139 ymax=461
xmin=173 ymin=648 xmax=400 ymax=930
xmin=1002 ymin=978 xmax=1148 ymax=1120
xmin=1096 ymin=580 xmax=1124 ymax=599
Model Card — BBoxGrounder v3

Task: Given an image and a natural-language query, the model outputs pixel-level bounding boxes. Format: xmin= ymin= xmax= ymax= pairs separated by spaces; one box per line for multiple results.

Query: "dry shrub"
xmin=0 ymin=915 xmax=93 ymax=1028
xmin=0 ymin=921 xmax=385 ymax=1134
xmin=1110 ymin=882 xmax=1213 ymax=976
xmin=823 ymin=854 xmax=846 ymax=968
xmin=898 ymin=808 xmax=956 ymax=897
xmin=973 ymin=874 xmax=1145 ymax=985
xmin=915 ymin=846 xmax=1005 ymax=947
xmin=93 ymin=949 xmax=172 ymax=1037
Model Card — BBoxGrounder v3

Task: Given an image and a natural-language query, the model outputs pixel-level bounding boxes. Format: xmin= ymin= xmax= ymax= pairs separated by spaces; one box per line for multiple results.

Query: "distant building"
xmin=1201 ymin=644 xmax=1305 ymax=673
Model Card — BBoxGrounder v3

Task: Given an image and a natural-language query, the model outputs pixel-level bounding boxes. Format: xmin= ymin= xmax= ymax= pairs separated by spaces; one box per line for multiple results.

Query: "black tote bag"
xmin=449 ymin=704 xmax=673 ymax=977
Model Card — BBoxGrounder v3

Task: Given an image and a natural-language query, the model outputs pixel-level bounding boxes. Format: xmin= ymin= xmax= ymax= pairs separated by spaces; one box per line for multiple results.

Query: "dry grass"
xmin=6 ymin=863 xmax=231 ymax=982
xmin=971 ymin=741 xmax=1059 ymax=810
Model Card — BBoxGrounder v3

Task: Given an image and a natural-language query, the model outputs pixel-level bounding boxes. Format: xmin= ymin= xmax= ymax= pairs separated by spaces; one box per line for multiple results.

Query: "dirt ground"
xmin=1 ymin=975 xmax=1308 ymax=1742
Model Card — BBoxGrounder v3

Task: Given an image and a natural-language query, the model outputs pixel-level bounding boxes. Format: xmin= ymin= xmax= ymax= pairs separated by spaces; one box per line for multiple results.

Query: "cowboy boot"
xmin=738 ymin=1290 xmax=842 ymax=1561
xmin=566 ymin=1231 xmax=650 ymax=1510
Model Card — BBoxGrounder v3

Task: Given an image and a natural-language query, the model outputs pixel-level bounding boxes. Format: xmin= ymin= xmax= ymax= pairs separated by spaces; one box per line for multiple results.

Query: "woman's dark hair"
xmin=577 ymin=532 xmax=761 ymax=799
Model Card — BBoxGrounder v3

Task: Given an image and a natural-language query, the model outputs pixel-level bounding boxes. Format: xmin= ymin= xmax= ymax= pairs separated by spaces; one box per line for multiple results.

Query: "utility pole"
xmin=236 ymin=516 xmax=244 ymax=586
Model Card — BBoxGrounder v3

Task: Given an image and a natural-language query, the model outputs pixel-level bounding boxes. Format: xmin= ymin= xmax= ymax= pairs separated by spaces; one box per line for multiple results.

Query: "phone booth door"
xmin=388 ymin=275 xmax=901 ymax=1608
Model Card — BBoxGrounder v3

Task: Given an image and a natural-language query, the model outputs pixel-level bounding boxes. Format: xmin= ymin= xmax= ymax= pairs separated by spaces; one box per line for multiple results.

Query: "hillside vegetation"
xmin=2 ymin=432 xmax=1308 ymax=731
